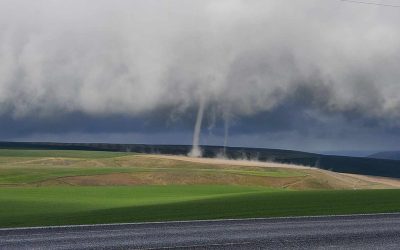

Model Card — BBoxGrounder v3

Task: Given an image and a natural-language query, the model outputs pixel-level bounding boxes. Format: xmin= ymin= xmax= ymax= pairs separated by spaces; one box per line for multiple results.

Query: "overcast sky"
xmin=1 ymin=0 xmax=400 ymax=153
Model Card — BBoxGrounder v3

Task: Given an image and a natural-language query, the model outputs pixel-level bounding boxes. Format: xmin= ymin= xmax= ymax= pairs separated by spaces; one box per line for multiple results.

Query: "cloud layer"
xmin=1 ymin=0 xmax=400 ymax=150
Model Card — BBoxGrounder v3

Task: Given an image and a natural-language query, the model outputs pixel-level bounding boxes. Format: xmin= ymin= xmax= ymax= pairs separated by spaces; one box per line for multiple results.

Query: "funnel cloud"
xmin=1 ymin=0 xmax=400 ymax=152
xmin=188 ymin=98 xmax=205 ymax=157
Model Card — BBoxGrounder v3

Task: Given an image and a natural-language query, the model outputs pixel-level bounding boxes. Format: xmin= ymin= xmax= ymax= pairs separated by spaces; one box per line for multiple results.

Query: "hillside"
xmin=0 ymin=149 xmax=398 ymax=189
xmin=1 ymin=148 xmax=400 ymax=228
xmin=1 ymin=141 xmax=400 ymax=179
xmin=369 ymin=151 xmax=400 ymax=161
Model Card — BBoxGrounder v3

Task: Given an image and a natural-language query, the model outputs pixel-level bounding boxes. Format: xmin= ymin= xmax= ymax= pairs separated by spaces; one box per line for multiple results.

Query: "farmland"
xmin=1 ymin=149 xmax=400 ymax=228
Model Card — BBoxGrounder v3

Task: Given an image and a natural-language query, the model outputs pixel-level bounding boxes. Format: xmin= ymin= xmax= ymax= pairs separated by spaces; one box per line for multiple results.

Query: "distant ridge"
xmin=1 ymin=141 xmax=400 ymax=179
xmin=369 ymin=151 xmax=400 ymax=161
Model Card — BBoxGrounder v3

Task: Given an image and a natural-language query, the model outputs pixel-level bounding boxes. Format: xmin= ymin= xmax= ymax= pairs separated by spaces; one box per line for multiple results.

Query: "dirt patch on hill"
xmin=341 ymin=173 xmax=400 ymax=188
xmin=141 ymin=154 xmax=312 ymax=170
xmin=136 ymin=154 xmax=400 ymax=189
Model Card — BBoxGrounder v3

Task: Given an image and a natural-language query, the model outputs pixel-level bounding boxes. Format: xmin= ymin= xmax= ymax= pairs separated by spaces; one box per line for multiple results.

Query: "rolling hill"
xmin=369 ymin=151 xmax=400 ymax=161
xmin=1 ymin=148 xmax=400 ymax=228
xmin=1 ymin=141 xmax=400 ymax=178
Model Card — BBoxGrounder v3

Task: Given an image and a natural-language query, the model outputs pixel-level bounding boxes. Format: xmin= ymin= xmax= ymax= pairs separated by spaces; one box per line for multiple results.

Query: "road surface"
xmin=2 ymin=214 xmax=400 ymax=249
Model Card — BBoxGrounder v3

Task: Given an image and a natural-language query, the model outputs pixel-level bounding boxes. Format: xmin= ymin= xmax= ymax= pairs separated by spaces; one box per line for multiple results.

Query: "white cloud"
xmin=0 ymin=0 xmax=399 ymax=124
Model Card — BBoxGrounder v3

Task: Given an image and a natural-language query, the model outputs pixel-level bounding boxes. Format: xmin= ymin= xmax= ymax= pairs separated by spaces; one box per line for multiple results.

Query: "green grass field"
xmin=2 ymin=186 xmax=400 ymax=228
xmin=1 ymin=149 xmax=400 ymax=228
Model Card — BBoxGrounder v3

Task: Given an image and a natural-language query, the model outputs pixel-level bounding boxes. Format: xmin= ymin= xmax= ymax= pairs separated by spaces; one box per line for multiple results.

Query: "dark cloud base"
xmin=2 ymin=95 xmax=400 ymax=152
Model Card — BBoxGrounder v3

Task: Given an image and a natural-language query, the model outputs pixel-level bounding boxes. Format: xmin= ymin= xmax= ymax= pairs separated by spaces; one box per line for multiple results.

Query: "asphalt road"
xmin=2 ymin=214 xmax=400 ymax=249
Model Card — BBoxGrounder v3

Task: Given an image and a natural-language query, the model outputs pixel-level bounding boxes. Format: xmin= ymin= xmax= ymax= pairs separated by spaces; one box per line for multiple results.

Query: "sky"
xmin=1 ymin=0 xmax=400 ymax=153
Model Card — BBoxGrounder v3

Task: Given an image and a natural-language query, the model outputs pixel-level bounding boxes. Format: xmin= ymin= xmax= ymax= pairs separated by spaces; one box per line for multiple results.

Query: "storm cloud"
xmin=1 ymin=0 xmax=400 ymax=152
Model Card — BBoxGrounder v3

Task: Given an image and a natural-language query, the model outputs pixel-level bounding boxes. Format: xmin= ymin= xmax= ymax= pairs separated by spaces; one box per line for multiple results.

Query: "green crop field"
xmin=1 ymin=149 xmax=400 ymax=228
xmin=2 ymin=186 xmax=400 ymax=228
